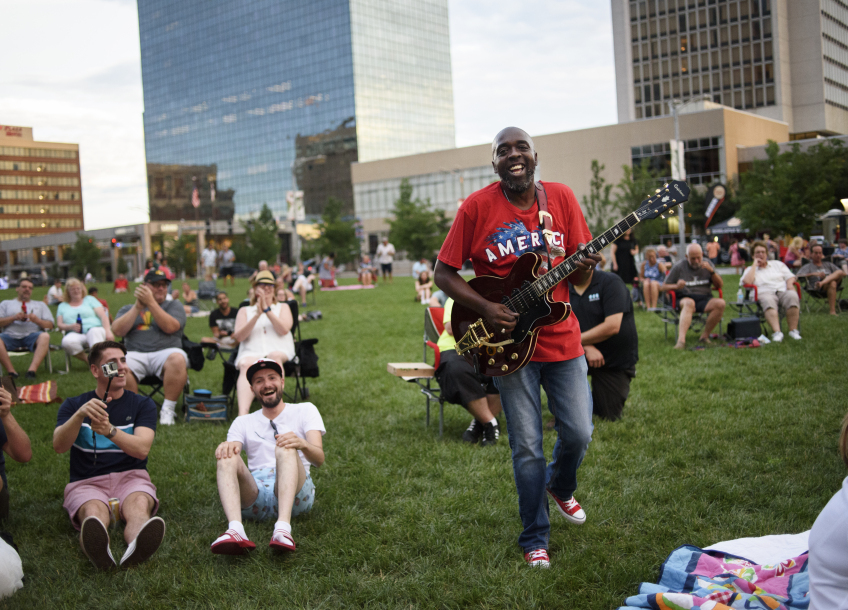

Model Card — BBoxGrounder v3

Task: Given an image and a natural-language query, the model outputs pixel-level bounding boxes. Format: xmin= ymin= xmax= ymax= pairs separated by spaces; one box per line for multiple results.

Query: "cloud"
xmin=449 ymin=0 xmax=618 ymax=147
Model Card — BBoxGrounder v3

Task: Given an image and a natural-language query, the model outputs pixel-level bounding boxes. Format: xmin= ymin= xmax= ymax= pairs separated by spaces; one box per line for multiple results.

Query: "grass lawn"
xmin=0 ymin=272 xmax=845 ymax=609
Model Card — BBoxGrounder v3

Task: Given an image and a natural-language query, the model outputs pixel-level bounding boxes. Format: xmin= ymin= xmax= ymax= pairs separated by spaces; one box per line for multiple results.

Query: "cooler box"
xmin=185 ymin=390 xmax=228 ymax=422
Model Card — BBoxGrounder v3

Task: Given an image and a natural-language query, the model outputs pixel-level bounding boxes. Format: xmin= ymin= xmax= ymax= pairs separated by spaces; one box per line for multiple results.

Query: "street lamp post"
xmin=669 ymin=94 xmax=712 ymax=252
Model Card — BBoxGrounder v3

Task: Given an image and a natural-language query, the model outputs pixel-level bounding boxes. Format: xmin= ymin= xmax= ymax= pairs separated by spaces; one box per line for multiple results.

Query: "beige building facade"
xmin=352 ymin=106 xmax=789 ymax=240
xmin=0 ymin=125 xmax=84 ymax=243
xmin=612 ymin=0 xmax=848 ymax=137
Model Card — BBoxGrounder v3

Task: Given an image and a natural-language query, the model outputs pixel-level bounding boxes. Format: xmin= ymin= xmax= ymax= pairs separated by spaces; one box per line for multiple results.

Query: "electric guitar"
xmin=453 ymin=180 xmax=690 ymax=376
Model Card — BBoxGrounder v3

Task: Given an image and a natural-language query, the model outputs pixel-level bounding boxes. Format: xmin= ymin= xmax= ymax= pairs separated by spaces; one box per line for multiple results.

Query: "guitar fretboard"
xmin=530 ymin=212 xmax=640 ymax=297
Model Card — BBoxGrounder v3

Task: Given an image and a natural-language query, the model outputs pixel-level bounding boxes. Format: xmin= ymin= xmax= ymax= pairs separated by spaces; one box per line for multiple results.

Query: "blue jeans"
xmin=493 ymin=356 xmax=593 ymax=552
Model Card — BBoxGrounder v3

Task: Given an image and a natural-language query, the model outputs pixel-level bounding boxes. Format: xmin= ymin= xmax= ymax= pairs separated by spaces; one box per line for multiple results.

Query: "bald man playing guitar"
xmin=435 ymin=127 xmax=601 ymax=569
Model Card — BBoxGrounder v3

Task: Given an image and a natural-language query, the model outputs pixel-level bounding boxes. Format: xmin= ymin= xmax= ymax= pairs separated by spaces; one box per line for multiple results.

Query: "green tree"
xmin=613 ymin=159 xmax=665 ymax=245
xmin=737 ymin=139 xmax=848 ymax=236
xmin=117 ymin=255 xmax=129 ymax=275
xmin=387 ymin=179 xmax=450 ymax=261
xmin=165 ymin=234 xmax=197 ymax=277
xmin=66 ymin=233 xmax=102 ymax=278
xmin=581 ymin=160 xmax=615 ymax=238
xmin=300 ymin=197 xmax=359 ymax=264
xmin=235 ymin=204 xmax=281 ymax=266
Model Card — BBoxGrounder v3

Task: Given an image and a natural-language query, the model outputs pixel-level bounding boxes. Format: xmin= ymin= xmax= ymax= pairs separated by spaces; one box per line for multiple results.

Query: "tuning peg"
xmin=655 ymin=188 xmax=661 ymax=193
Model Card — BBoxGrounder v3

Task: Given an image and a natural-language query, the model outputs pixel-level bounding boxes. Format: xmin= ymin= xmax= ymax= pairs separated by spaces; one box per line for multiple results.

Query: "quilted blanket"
xmin=619 ymin=545 xmax=809 ymax=610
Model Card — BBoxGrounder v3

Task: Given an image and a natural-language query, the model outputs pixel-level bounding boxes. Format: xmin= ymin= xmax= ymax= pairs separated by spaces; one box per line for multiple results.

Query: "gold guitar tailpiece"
xmin=456 ymin=318 xmax=515 ymax=356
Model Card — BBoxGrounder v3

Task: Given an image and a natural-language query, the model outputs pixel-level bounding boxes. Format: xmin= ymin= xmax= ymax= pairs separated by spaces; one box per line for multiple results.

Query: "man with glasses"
xmin=0 ymin=278 xmax=54 ymax=378
xmin=111 ymin=269 xmax=187 ymax=425
xmin=210 ymin=359 xmax=325 ymax=555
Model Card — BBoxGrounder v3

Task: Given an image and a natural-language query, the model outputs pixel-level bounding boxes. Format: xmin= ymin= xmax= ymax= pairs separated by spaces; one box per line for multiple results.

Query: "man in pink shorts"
xmin=53 ymin=340 xmax=165 ymax=570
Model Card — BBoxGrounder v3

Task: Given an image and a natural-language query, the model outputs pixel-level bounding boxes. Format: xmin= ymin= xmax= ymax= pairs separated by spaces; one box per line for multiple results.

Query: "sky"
xmin=0 ymin=0 xmax=618 ymax=231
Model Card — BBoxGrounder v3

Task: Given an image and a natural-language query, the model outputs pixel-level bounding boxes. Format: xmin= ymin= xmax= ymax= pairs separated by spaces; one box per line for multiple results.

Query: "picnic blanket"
xmin=16 ymin=380 xmax=60 ymax=404
xmin=618 ymin=545 xmax=809 ymax=610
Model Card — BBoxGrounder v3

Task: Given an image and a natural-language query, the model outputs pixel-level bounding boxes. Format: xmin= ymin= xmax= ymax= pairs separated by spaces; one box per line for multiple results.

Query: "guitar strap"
xmin=535 ymin=182 xmax=565 ymax=274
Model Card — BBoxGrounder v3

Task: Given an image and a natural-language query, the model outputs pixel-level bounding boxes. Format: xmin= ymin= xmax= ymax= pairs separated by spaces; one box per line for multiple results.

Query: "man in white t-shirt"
xmin=211 ymin=359 xmax=325 ymax=555
xmin=44 ymin=278 xmax=64 ymax=306
xmin=201 ymin=245 xmax=218 ymax=280
xmin=375 ymin=237 xmax=396 ymax=283
xmin=741 ymin=240 xmax=801 ymax=342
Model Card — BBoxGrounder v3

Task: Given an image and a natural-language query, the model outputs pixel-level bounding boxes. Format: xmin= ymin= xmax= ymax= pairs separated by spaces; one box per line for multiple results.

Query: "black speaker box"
xmin=727 ymin=316 xmax=761 ymax=339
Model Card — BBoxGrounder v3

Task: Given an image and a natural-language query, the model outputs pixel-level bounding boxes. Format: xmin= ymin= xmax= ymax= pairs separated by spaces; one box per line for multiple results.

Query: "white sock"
xmin=229 ymin=520 xmax=247 ymax=539
xmin=162 ymin=399 xmax=177 ymax=413
xmin=274 ymin=521 xmax=291 ymax=534
xmin=485 ymin=417 xmax=498 ymax=425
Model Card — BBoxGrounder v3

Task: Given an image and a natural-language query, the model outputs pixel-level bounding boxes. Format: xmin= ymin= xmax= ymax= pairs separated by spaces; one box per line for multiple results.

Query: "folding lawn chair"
xmin=134 ymin=334 xmax=204 ymax=414
xmin=196 ymin=280 xmax=219 ymax=312
xmin=732 ymin=283 xmax=803 ymax=336
xmin=653 ymin=288 xmax=724 ymax=341
xmin=801 ymin=276 xmax=844 ymax=314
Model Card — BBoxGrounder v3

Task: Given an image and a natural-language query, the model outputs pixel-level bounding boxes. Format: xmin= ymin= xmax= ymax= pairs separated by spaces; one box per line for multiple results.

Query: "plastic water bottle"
xmin=77 ymin=314 xmax=82 ymax=332
xmin=736 ymin=287 xmax=744 ymax=303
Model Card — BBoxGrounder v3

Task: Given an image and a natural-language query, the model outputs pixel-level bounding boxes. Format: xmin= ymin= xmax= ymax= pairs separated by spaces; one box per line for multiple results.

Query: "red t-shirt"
xmin=114 ymin=278 xmax=129 ymax=290
xmin=438 ymin=181 xmax=592 ymax=362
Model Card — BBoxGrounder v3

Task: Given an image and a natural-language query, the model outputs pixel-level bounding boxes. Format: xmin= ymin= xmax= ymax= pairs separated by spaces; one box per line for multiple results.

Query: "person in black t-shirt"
xmin=204 ymin=291 xmax=239 ymax=350
xmin=569 ymin=268 xmax=638 ymax=421
xmin=0 ymin=385 xmax=32 ymax=523
xmin=53 ymin=341 xmax=165 ymax=570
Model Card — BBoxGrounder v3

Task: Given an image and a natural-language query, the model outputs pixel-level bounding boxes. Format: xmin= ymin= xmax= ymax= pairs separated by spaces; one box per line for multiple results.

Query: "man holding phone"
xmin=211 ymin=358 xmax=325 ymax=555
xmin=53 ymin=341 xmax=165 ymax=570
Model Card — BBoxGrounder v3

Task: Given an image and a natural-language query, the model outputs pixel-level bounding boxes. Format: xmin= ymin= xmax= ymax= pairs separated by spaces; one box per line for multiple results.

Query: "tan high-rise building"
xmin=0 ymin=125 xmax=84 ymax=241
xmin=612 ymin=0 xmax=848 ymax=137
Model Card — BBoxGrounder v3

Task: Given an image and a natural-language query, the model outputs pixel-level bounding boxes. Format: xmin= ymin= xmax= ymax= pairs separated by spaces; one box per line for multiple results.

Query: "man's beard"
xmin=499 ymin=167 xmax=536 ymax=194
xmin=258 ymin=387 xmax=283 ymax=409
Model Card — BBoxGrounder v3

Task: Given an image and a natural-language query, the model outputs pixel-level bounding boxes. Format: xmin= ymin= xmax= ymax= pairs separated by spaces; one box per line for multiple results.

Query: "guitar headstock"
xmin=635 ymin=180 xmax=690 ymax=221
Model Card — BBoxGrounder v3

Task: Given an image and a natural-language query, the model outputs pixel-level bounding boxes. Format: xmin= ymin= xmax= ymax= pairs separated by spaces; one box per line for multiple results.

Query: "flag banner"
xmin=704 ymin=183 xmax=727 ymax=228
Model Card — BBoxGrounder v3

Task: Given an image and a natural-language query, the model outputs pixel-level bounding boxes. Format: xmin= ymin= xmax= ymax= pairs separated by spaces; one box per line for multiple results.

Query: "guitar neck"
xmin=530 ymin=212 xmax=640 ymax=296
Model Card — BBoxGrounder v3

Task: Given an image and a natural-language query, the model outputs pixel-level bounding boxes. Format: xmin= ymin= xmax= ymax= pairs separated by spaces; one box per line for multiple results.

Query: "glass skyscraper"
xmin=137 ymin=0 xmax=455 ymax=220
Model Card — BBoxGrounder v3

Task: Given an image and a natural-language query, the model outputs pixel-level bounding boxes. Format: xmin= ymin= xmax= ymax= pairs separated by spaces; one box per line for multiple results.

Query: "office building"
xmin=0 ymin=125 xmax=84 ymax=243
xmin=137 ymin=0 xmax=455 ymax=222
xmin=353 ymin=106 xmax=788 ymax=240
xmin=612 ymin=0 xmax=848 ymax=137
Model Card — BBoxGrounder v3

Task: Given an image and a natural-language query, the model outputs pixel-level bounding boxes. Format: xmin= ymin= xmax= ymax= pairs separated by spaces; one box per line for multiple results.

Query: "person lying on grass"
xmin=211 ymin=358 xmax=325 ymax=555
xmin=52 ymin=340 xmax=165 ymax=570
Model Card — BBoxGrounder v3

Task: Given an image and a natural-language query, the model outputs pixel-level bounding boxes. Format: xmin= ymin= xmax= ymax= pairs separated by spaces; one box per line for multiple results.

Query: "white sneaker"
xmin=771 ymin=331 xmax=784 ymax=343
xmin=788 ymin=329 xmax=802 ymax=340
xmin=159 ymin=408 xmax=176 ymax=425
xmin=757 ymin=334 xmax=771 ymax=345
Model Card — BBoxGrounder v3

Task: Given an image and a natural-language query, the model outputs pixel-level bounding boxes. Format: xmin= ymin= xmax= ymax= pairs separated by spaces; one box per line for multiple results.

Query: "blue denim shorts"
xmin=241 ymin=468 xmax=315 ymax=522
xmin=0 ymin=332 xmax=42 ymax=352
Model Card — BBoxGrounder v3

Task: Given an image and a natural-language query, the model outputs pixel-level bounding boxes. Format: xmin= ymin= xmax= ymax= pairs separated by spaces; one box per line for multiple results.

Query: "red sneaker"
xmin=547 ymin=489 xmax=586 ymax=524
xmin=211 ymin=529 xmax=256 ymax=555
xmin=524 ymin=548 xmax=550 ymax=568
xmin=269 ymin=528 xmax=296 ymax=552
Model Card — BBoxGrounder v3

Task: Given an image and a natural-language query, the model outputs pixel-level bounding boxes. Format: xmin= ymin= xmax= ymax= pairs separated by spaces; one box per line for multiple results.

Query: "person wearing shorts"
xmin=53 ymin=341 xmax=165 ymax=570
xmin=661 ymin=243 xmax=725 ymax=350
xmin=211 ymin=359 xmax=325 ymax=556
xmin=433 ymin=298 xmax=502 ymax=445
xmin=112 ymin=269 xmax=188 ymax=426
xmin=0 ymin=278 xmax=54 ymax=379
xmin=376 ymin=237 xmax=395 ymax=283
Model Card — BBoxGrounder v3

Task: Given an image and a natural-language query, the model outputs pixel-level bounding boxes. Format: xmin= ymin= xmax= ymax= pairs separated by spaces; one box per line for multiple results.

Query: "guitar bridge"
xmin=456 ymin=319 xmax=514 ymax=356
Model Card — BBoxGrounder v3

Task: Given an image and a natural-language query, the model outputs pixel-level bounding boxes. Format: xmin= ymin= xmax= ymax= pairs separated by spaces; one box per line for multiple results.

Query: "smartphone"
xmin=0 ymin=375 xmax=18 ymax=404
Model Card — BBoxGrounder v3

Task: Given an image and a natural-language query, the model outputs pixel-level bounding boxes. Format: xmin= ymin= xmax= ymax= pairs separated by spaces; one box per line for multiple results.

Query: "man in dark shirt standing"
xmin=569 ymin=268 xmax=638 ymax=421
xmin=53 ymin=341 xmax=165 ymax=570
xmin=661 ymin=243 xmax=725 ymax=349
